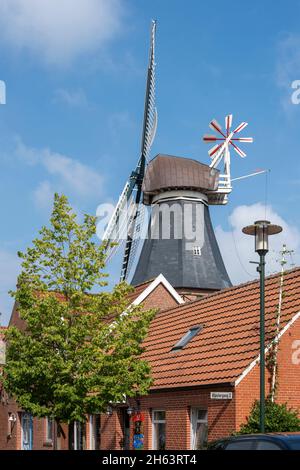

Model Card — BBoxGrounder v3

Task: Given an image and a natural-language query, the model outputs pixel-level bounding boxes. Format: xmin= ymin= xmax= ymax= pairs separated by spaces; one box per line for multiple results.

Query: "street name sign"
xmin=210 ymin=392 xmax=233 ymax=400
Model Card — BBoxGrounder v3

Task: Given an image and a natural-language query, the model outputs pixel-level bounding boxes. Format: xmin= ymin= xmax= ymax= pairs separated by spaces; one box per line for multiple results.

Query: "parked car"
xmin=207 ymin=433 xmax=300 ymax=450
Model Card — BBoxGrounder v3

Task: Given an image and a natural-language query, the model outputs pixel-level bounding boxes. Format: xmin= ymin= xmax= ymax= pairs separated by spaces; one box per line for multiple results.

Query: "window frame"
xmin=88 ymin=414 xmax=101 ymax=450
xmin=152 ymin=410 xmax=166 ymax=450
xmin=73 ymin=421 xmax=86 ymax=450
xmin=21 ymin=412 xmax=33 ymax=450
xmin=45 ymin=417 xmax=54 ymax=443
xmin=89 ymin=415 xmax=94 ymax=450
xmin=190 ymin=408 xmax=208 ymax=450
xmin=171 ymin=325 xmax=202 ymax=351
xmin=193 ymin=246 xmax=201 ymax=256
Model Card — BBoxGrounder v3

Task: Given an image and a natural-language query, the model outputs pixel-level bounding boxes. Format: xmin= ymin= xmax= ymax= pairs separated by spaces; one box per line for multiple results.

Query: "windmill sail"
xmin=102 ymin=20 xmax=158 ymax=281
xmin=120 ymin=20 xmax=157 ymax=281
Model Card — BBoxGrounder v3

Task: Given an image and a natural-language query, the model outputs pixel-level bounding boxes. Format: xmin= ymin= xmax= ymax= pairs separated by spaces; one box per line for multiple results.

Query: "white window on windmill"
xmin=193 ymin=246 xmax=201 ymax=256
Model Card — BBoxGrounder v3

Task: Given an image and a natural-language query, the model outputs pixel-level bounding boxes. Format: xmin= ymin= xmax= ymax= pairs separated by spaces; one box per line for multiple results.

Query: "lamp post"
xmin=242 ymin=220 xmax=282 ymax=433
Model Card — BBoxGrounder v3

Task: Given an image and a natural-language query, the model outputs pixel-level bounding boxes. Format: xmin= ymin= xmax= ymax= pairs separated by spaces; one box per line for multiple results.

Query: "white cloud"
xmin=0 ymin=250 xmax=20 ymax=325
xmin=0 ymin=0 xmax=123 ymax=65
xmin=15 ymin=138 xmax=103 ymax=198
xmin=33 ymin=180 xmax=53 ymax=210
xmin=216 ymin=203 xmax=300 ymax=285
xmin=276 ymin=33 xmax=300 ymax=88
xmin=54 ymin=88 xmax=88 ymax=108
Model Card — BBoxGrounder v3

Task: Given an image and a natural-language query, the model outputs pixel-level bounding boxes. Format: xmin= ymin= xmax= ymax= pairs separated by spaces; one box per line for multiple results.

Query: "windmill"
xmin=130 ymin=116 xmax=253 ymax=293
xmin=203 ymin=115 xmax=253 ymax=204
xmin=102 ymin=20 xmax=157 ymax=282
xmin=102 ymin=25 xmax=254 ymax=297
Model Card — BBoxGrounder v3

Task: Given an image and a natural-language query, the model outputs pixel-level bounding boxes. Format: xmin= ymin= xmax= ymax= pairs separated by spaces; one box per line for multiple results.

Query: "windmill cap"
xmin=242 ymin=220 xmax=283 ymax=236
xmin=142 ymin=154 xmax=219 ymax=205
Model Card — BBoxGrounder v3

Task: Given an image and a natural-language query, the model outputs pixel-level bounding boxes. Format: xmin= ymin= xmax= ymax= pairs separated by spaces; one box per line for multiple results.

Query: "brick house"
xmin=0 ymin=274 xmax=182 ymax=450
xmin=1 ymin=268 xmax=300 ymax=450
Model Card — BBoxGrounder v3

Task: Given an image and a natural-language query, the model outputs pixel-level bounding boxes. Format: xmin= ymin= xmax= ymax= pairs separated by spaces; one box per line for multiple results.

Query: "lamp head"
xmin=8 ymin=414 xmax=16 ymax=422
xmin=242 ymin=220 xmax=282 ymax=256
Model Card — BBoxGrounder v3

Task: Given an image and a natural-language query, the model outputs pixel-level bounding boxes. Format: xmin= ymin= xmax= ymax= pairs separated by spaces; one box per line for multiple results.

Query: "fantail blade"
xmin=203 ymin=134 xmax=218 ymax=143
xmin=209 ymin=119 xmax=224 ymax=136
xmin=233 ymin=122 xmax=248 ymax=134
xmin=233 ymin=137 xmax=253 ymax=143
xmin=225 ymin=114 xmax=233 ymax=134
xmin=208 ymin=143 xmax=223 ymax=157
xmin=231 ymin=141 xmax=246 ymax=157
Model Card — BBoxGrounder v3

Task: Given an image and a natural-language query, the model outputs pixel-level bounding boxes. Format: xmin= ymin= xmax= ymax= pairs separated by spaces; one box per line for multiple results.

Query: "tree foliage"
xmin=238 ymin=399 xmax=300 ymax=434
xmin=1 ymin=194 xmax=155 ymax=423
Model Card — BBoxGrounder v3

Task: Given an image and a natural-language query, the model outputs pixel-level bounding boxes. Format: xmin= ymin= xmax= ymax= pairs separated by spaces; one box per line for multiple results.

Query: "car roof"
xmin=216 ymin=433 xmax=300 ymax=442
xmin=237 ymin=433 xmax=300 ymax=438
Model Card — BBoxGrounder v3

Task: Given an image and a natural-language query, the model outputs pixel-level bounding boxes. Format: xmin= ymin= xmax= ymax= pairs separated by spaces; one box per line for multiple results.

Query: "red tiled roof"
xmin=126 ymin=279 xmax=154 ymax=304
xmin=142 ymin=267 xmax=300 ymax=390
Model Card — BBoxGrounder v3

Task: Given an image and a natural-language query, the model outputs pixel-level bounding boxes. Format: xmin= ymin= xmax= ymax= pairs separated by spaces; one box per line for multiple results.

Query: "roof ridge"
xmin=158 ymin=265 xmax=300 ymax=316
xmin=131 ymin=278 xmax=156 ymax=289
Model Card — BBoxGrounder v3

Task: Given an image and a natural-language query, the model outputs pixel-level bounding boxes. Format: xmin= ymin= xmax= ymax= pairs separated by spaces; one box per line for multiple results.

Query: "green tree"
xmin=1 ymin=194 xmax=155 ymax=425
xmin=238 ymin=399 xmax=300 ymax=434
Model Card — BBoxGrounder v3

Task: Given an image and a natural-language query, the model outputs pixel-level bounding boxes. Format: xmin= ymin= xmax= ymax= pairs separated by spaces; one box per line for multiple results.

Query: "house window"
xmin=190 ymin=408 xmax=208 ymax=450
xmin=152 ymin=410 xmax=166 ymax=450
xmin=171 ymin=326 xmax=203 ymax=351
xmin=69 ymin=421 xmax=86 ymax=450
xmin=45 ymin=417 xmax=54 ymax=442
xmin=21 ymin=413 xmax=33 ymax=450
xmin=89 ymin=415 xmax=101 ymax=450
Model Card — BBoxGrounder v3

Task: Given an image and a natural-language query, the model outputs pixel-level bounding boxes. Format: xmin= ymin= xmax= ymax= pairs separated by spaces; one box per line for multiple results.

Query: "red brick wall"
xmin=235 ymin=315 xmax=300 ymax=430
xmin=235 ymin=363 xmax=260 ymax=430
xmin=100 ymin=412 xmax=123 ymax=450
xmin=8 ymin=302 xmax=26 ymax=330
xmin=0 ymin=399 xmax=21 ymax=450
xmin=276 ymin=315 xmax=300 ymax=410
xmin=100 ymin=387 xmax=235 ymax=450
xmin=141 ymin=284 xmax=181 ymax=311
xmin=0 ymin=401 xmax=69 ymax=450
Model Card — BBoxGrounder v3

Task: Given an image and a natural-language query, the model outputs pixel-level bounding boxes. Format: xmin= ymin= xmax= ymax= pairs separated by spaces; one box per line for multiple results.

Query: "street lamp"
xmin=242 ymin=220 xmax=282 ymax=433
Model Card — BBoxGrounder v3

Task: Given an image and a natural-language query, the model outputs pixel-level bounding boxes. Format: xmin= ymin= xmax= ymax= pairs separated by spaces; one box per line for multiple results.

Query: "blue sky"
xmin=1 ymin=0 xmax=300 ymax=324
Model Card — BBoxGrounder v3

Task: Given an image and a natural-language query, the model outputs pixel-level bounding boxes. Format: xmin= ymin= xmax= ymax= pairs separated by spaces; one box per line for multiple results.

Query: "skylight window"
xmin=171 ymin=325 xmax=203 ymax=351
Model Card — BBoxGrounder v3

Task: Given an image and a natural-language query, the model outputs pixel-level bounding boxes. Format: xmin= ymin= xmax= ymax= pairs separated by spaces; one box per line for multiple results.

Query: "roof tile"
xmin=141 ymin=267 xmax=300 ymax=390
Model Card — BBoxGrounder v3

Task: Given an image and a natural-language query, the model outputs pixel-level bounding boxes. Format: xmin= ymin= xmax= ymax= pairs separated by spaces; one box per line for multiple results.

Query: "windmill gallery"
xmin=1 ymin=21 xmax=300 ymax=451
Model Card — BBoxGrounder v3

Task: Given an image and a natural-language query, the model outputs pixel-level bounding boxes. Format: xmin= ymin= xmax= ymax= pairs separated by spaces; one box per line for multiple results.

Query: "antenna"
xmin=277 ymin=244 xmax=295 ymax=270
xmin=231 ymin=169 xmax=268 ymax=182
xmin=270 ymin=243 xmax=294 ymax=401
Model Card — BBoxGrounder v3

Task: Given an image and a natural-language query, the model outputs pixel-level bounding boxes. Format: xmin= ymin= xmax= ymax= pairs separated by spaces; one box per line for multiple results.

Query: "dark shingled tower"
xmin=131 ymin=154 xmax=232 ymax=299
